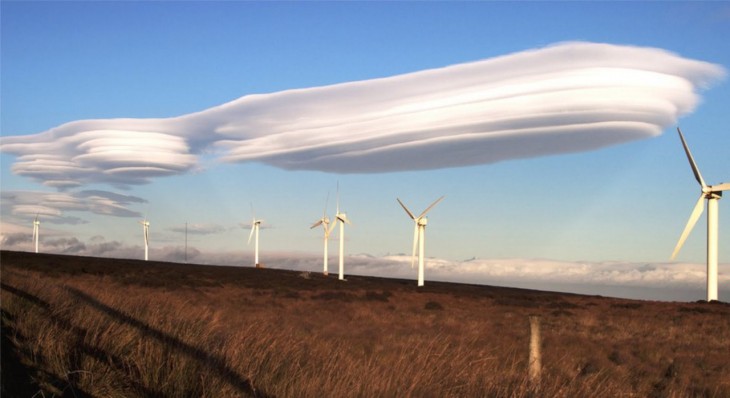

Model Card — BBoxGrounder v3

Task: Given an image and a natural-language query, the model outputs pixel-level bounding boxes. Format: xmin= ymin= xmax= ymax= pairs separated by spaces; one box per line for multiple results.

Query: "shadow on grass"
xmin=1 ymin=283 xmax=95 ymax=398
xmin=1 ymin=282 xmax=268 ymax=397
xmin=64 ymin=287 xmax=269 ymax=398
xmin=2 ymin=309 xmax=43 ymax=398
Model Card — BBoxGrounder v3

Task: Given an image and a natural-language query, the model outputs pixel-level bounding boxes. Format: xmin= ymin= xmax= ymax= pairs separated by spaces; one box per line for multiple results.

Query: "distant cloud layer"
xmin=168 ymin=223 xmax=226 ymax=235
xmin=1 ymin=231 xmax=726 ymax=301
xmin=1 ymin=190 xmax=145 ymax=224
xmin=1 ymin=42 xmax=724 ymax=188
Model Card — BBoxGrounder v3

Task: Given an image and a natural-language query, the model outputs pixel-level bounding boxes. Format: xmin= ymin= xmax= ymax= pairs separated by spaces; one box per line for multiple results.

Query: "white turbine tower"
xmin=671 ymin=128 xmax=729 ymax=302
xmin=32 ymin=214 xmax=40 ymax=254
xmin=397 ymin=196 xmax=445 ymax=287
xmin=248 ymin=204 xmax=263 ymax=268
xmin=334 ymin=186 xmax=351 ymax=281
xmin=311 ymin=193 xmax=336 ymax=276
xmin=139 ymin=218 xmax=150 ymax=261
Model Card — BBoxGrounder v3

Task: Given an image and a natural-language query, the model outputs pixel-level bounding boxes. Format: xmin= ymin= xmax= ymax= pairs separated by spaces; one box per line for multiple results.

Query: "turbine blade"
xmin=418 ymin=195 xmax=445 ymax=219
xmin=397 ymin=198 xmax=416 ymax=220
xmin=324 ymin=191 xmax=330 ymax=218
xmin=411 ymin=223 xmax=419 ymax=269
xmin=340 ymin=214 xmax=352 ymax=225
xmin=327 ymin=220 xmax=337 ymax=235
xmin=248 ymin=224 xmax=255 ymax=244
xmin=671 ymin=194 xmax=705 ymax=260
xmin=336 ymin=182 xmax=340 ymax=215
xmin=677 ymin=128 xmax=707 ymax=189
xmin=712 ymin=182 xmax=730 ymax=191
xmin=310 ymin=220 xmax=323 ymax=229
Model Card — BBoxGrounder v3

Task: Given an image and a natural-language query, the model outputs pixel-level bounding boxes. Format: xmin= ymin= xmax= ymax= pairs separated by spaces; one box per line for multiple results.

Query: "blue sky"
xmin=2 ymin=2 xmax=729 ymax=301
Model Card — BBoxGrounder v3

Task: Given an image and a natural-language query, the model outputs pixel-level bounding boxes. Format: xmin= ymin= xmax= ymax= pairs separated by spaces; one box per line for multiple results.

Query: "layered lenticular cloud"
xmin=1 ymin=42 xmax=724 ymax=188
xmin=1 ymin=190 xmax=145 ymax=223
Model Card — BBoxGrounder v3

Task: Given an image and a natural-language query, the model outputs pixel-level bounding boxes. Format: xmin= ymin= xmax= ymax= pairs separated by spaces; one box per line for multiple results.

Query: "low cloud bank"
xmin=1 ymin=42 xmax=724 ymax=189
xmin=2 ymin=233 xmax=726 ymax=302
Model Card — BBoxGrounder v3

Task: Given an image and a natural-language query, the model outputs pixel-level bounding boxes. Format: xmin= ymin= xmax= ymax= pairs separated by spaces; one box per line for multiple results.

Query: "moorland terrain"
xmin=2 ymin=250 xmax=729 ymax=397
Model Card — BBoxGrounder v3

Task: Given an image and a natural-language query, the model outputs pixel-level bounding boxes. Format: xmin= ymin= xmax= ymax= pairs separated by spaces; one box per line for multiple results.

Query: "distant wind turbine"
xmin=397 ymin=196 xmax=445 ymax=287
xmin=139 ymin=218 xmax=150 ymax=261
xmin=248 ymin=204 xmax=263 ymax=268
xmin=32 ymin=214 xmax=40 ymax=254
xmin=311 ymin=192 xmax=337 ymax=276
xmin=334 ymin=185 xmax=351 ymax=281
xmin=671 ymin=128 xmax=729 ymax=302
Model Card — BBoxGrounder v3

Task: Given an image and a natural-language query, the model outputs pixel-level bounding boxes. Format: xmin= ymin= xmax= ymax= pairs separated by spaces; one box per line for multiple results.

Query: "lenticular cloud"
xmin=1 ymin=42 xmax=724 ymax=187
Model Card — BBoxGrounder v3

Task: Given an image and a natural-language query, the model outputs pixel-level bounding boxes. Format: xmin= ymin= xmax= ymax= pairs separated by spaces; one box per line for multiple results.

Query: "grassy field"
xmin=2 ymin=250 xmax=729 ymax=397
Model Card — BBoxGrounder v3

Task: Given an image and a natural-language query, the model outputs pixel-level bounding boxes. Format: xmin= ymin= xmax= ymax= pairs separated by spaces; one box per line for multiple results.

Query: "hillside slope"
xmin=2 ymin=250 xmax=729 ymax=397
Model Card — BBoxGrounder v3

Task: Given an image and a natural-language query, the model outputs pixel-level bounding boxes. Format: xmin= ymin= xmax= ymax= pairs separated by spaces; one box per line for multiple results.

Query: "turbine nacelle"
xmin=337 ymin=213 xmax=351 ymax=225
xmin=702 ymin=183 xmax=728 ymax=198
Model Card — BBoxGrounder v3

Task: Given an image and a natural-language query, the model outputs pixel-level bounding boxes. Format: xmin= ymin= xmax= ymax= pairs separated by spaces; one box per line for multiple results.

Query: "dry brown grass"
xmin=2 ymin=250 xmax=729 ymax=397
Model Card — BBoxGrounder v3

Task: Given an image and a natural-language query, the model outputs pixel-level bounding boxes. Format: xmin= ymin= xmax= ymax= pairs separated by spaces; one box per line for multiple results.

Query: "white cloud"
xmin=1 ymin=190 xmax=145 ymax=224
xmin=168 ymin=223 xmax=226 ymax=235
xmin=1 ymin=42 xmax=724 ymax=188
xmin=415 ymin=257 xmax=718 ymax=288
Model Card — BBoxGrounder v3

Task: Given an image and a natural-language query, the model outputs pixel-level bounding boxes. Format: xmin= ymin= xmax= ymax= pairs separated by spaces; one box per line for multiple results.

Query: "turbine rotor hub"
xmin=706 ymin=190 xmax=722 ymax=200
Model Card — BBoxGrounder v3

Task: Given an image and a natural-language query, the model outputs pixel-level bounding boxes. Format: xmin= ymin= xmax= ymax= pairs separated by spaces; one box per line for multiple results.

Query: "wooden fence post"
xmin=529 ymin=315 xmax=542 ymax=385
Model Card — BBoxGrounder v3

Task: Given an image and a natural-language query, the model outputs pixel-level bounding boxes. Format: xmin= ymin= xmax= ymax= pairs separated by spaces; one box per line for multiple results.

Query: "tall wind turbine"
xmin=671 ymin=128 xmax=729 ymax=302
xmin=248 ymin=204 xmax=263 ymax=268
xmin=334 ymin=185 xmax=351 ymax=281
xmin=139 ymin=218 xmax=150 ymax=261
xmin=32 ymin=214 xmax=40 ymax=254
xmin=311 ymin=193 xmax=337 ymax=276
xmin=397 ymin=196 xmax=444 ymax=287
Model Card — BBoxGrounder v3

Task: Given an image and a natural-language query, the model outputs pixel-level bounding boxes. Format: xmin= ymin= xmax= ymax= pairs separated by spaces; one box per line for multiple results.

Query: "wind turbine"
xmin=311 ymin=193 xmax=337 ymax=276
xmin=397 ymin=196 xmax=445 ymax=287
xmin=334 ymin=185 xmax=351 ymax=281
xmin=139 ymin=218 xmax=150 ymax=261
xmin=32 ymin=214 xmax=40 ymax=253
xmin=248 ymin=204 xmax=263 ymax=268
xmin=671 ymin=128 xmax=729 ymax=302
